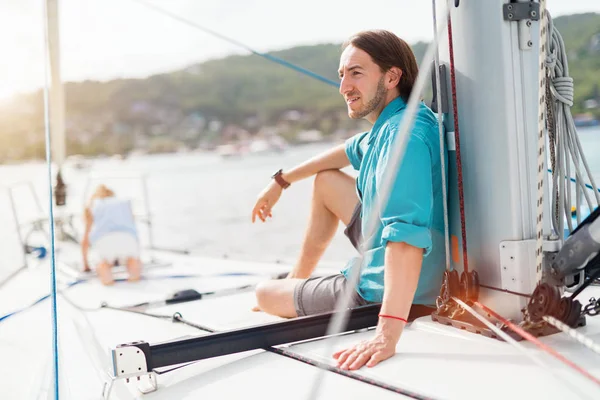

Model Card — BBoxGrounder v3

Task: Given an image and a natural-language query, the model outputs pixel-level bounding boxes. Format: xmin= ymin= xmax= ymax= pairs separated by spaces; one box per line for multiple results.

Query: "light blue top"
xmin=342 ymin=96 xmax=447 ymax=306
xmin=89 ymin=197 xmax=138 ymax=245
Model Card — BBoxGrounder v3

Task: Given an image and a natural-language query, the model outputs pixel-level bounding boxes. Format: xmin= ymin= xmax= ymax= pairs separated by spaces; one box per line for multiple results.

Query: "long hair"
xmin=343 ymin=30 xmax=418 ymax=101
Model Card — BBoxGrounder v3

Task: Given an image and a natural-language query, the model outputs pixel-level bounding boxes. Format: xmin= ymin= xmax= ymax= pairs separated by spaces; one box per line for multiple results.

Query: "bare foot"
xmin=96 ymin=261 xmax=114 ymax=285
xmin=126 ymin=257 xmax=142 ymax=282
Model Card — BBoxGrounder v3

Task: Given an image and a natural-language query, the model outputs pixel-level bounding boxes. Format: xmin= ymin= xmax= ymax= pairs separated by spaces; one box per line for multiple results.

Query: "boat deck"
xmin=1 ymin=249 xmax=600 ymax=400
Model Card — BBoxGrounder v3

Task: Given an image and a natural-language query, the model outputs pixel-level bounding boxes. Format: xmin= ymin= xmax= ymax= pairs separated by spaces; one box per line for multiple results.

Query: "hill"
xmin=0 ymin=13 xmax=598 ymax=161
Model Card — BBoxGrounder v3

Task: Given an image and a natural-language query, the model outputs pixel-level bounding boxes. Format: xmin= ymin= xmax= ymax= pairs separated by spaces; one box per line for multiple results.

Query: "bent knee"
xmin=255 ymin=279 xmax=299 ymax=318
xmin=314 ymin=170 xmax=340 ymax=189
xmin=255 ymin=280 xmax=280 ymax=309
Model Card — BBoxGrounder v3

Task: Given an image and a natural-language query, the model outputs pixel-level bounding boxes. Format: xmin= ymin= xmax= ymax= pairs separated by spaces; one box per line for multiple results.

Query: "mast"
xmin=47 ymin=0 xmax=67 ymax=207
xmin=435 ymin=0 xmax=550 ymax=320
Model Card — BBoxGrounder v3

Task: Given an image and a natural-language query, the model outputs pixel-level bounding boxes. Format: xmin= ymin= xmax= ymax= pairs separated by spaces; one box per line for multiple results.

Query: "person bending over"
xmin=82 ymin=184 xmax=142 ymax=285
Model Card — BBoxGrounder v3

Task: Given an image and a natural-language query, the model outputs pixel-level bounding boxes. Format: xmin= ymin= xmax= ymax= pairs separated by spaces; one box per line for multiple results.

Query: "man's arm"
xmin=333 ymin=241 xmax=422 ymax=370
xmin=333 ymin=129 xmax=433 ymax=370
xmin=279 ymin=143 xmax=350 ymax=185
xmin=251 ymin=143 xmax=350 ymax=222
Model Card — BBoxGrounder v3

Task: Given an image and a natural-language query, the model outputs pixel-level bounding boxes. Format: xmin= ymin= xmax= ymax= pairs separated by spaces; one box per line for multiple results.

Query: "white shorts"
xmin=92 ymin=232 xmax=139 ymax=265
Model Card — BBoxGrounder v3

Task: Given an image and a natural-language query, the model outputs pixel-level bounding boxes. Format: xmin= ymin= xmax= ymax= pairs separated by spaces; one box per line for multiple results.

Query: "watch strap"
xmin=272 ymin=169 xmax=291 ymax=189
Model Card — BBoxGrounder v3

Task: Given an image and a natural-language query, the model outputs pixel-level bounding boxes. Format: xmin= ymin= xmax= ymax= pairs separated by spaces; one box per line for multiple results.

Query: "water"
xmin=0 ymin=141 xmax=358 ymax=280
xmin=1 ymin=127 xmax=600 ymax=281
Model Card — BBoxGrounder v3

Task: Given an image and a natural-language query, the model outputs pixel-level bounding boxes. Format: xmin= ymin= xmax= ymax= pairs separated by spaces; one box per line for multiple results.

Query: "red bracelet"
xmin=378 ymin=314 xmax=408 ymax=323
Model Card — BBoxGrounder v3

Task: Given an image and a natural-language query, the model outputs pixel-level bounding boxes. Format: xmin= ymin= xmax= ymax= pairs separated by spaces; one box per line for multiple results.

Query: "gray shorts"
xmin=294 ymin=203 xmax=370 ymax=316
xmin=343 ymin=203 xmax=363 ymax=252
xmin=294 ymin=203 xmax=437 ymax=319
xmin=294 ymin=274 xmax=371 ymax=317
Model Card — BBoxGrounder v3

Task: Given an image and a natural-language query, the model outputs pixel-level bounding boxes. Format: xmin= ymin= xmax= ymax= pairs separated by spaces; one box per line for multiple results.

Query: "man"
xmin=251 ymin=30 xmax=446 ymax=370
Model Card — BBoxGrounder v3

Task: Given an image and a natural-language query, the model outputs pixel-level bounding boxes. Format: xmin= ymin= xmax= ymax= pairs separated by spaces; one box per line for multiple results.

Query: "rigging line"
xmin=0 ymin=281 xmax=83 ymax=322
xmin=0 ymin=273 xmax=268 ymax=323
xmin=102 ymin=304 xmax=174 ymax=319
xmin=548 ymin=169 xmax=600 ymax=195
xmin=129 ymin=0 xmax=338 ymax=88
xmin=267 ymin=347 xmax=437 ymax=400
xmin=446 ymin=7 xmax=469 ymax=275
xmin=542 ymin=315 xmax=600 ymax=357
xmin=42 ymin=0 xmax=60 ymax=397
xmin=170 ymin=313 xmax=439 ymax=399
xmin=306 ymin=3 xmax=453 ymax=399
xmin=544 ymin=12 xmax=600 ymax=210
xmin=71 ymin=299 xmax=439 ymax=400
xmin=60 ymin=283 xmax=258 ymax=316
xmin=474 ymin=301 xmax=600 ymax=388
xmin=535 ymin=1 xmax=549 ymax=282
xmin=432 ymin=0 xmax=451 ymax=272
xmin=452 ymin=298 xmax=593 ymax=400
xmin=478 ymin=284 xmax=531 ymax=298
xmin=570 ymin=266 xmax=600 ymax=300
xmin=0 ymin=266 xmax=27 ymax=290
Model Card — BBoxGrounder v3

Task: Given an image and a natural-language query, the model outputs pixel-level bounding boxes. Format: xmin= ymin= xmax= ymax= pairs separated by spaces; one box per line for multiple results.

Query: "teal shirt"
xmin=342 ymin=97 xmax=447 ymax=306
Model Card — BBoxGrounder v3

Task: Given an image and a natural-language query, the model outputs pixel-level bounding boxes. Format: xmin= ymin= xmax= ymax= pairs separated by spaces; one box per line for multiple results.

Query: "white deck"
xmin=1 ymin=249 xmax=600 ymax=400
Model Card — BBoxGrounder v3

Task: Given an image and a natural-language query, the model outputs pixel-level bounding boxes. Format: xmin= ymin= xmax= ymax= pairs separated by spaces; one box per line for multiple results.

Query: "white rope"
xmin=432 ymin=0 xmax=451 ymax=272
xmin=543 ymin=315 xmax=600 ymax=356
xmin=546 ymin=11 xmax=600 ymax=238
xmin=452 ymin=298 xmax=591 ymax=400
xmin=305 ymin=2 xmax=453 ymax=398
xmin=535 ymin=0 xmax=548 ymax=283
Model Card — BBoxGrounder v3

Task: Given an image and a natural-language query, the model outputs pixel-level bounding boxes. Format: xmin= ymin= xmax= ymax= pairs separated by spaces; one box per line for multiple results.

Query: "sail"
xmin=46 ymin=0 xmax=66 ymax=169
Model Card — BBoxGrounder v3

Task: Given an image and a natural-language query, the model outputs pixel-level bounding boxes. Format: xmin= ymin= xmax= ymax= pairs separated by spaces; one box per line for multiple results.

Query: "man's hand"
xmin=333 ymin=331 xmax=398 ymax=370
xmin=252 ymin=181 xmax=282 ymax=222
xmin=332 ymin=241 xmax=422 ymax=369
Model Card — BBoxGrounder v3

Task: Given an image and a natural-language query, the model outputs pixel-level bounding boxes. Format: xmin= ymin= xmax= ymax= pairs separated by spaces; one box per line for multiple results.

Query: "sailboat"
xmin=1 ymin=1 xmax=600 ymax=399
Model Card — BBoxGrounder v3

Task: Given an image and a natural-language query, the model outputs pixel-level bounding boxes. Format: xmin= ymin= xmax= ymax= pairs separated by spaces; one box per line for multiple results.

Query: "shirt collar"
xmin=367 ymin=96 xmax=406 ymax=144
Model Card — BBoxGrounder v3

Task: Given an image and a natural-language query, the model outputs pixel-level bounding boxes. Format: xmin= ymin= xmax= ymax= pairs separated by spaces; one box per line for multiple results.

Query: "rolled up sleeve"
xmin=344 ymin=131 xmax=369 ymax=171
xmin=376 ymin=130 xmax=433 ymax=256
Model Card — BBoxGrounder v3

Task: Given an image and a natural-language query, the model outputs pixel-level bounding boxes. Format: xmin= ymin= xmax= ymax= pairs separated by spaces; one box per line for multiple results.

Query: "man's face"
xmin=338 ymin=45 xmax=387 ymax=123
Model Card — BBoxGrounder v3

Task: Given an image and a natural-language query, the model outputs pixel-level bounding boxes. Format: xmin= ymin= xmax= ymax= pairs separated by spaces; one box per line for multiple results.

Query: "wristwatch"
xmin=272 ymin=169 xmax=291 ymax=189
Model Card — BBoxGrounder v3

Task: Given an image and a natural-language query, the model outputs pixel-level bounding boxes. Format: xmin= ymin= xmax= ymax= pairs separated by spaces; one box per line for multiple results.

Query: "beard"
xmin=348 ymin=76 xmax=387 ymax=119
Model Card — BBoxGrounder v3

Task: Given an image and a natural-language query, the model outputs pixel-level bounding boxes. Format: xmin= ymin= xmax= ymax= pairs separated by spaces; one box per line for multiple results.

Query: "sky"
xmin=0 ymin=0 xmax=599 ymax=101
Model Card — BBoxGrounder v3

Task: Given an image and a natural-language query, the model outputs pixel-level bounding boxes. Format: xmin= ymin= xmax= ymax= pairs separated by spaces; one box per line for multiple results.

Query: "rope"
xmin=570 ymin=265 xmax=600 ymax=300
xmin=42 ymin=0 xmax=60 ymax=397
xmin=129 ymin=0 xmax=338 ymax=88
xmin=478 ymin=284 xmax=531 ymax=298
xmin=167 ymin=314 xmax=437 ymax=399
xmin=543 ymin=315 xmax=600 ymax=356
xmin=535 ymin=0 xmax=548 ymax=283
xmin=431 ymin=0 xmax=451 ymax=272
xmin=446 ymin=8 xmax=469 ymax=275
xmin=452 ymin=298 xmax=590 ymax=398
xmin=68 ymin=299 xmax=438 ymax=399
xmin=475 ymin=301 xmax=600 ymax=388
xmin=0 ymin=273 xmax=265 ymax=323
xmin=0 ymin=281 xmax=83 ymax=322
xmin=549 ymin=169 xmax=600 ymax=195
xmin=546 ymin=12 xmax=600 ymax=239
xmin=452 ymin=298 xmax=595 ymax=399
